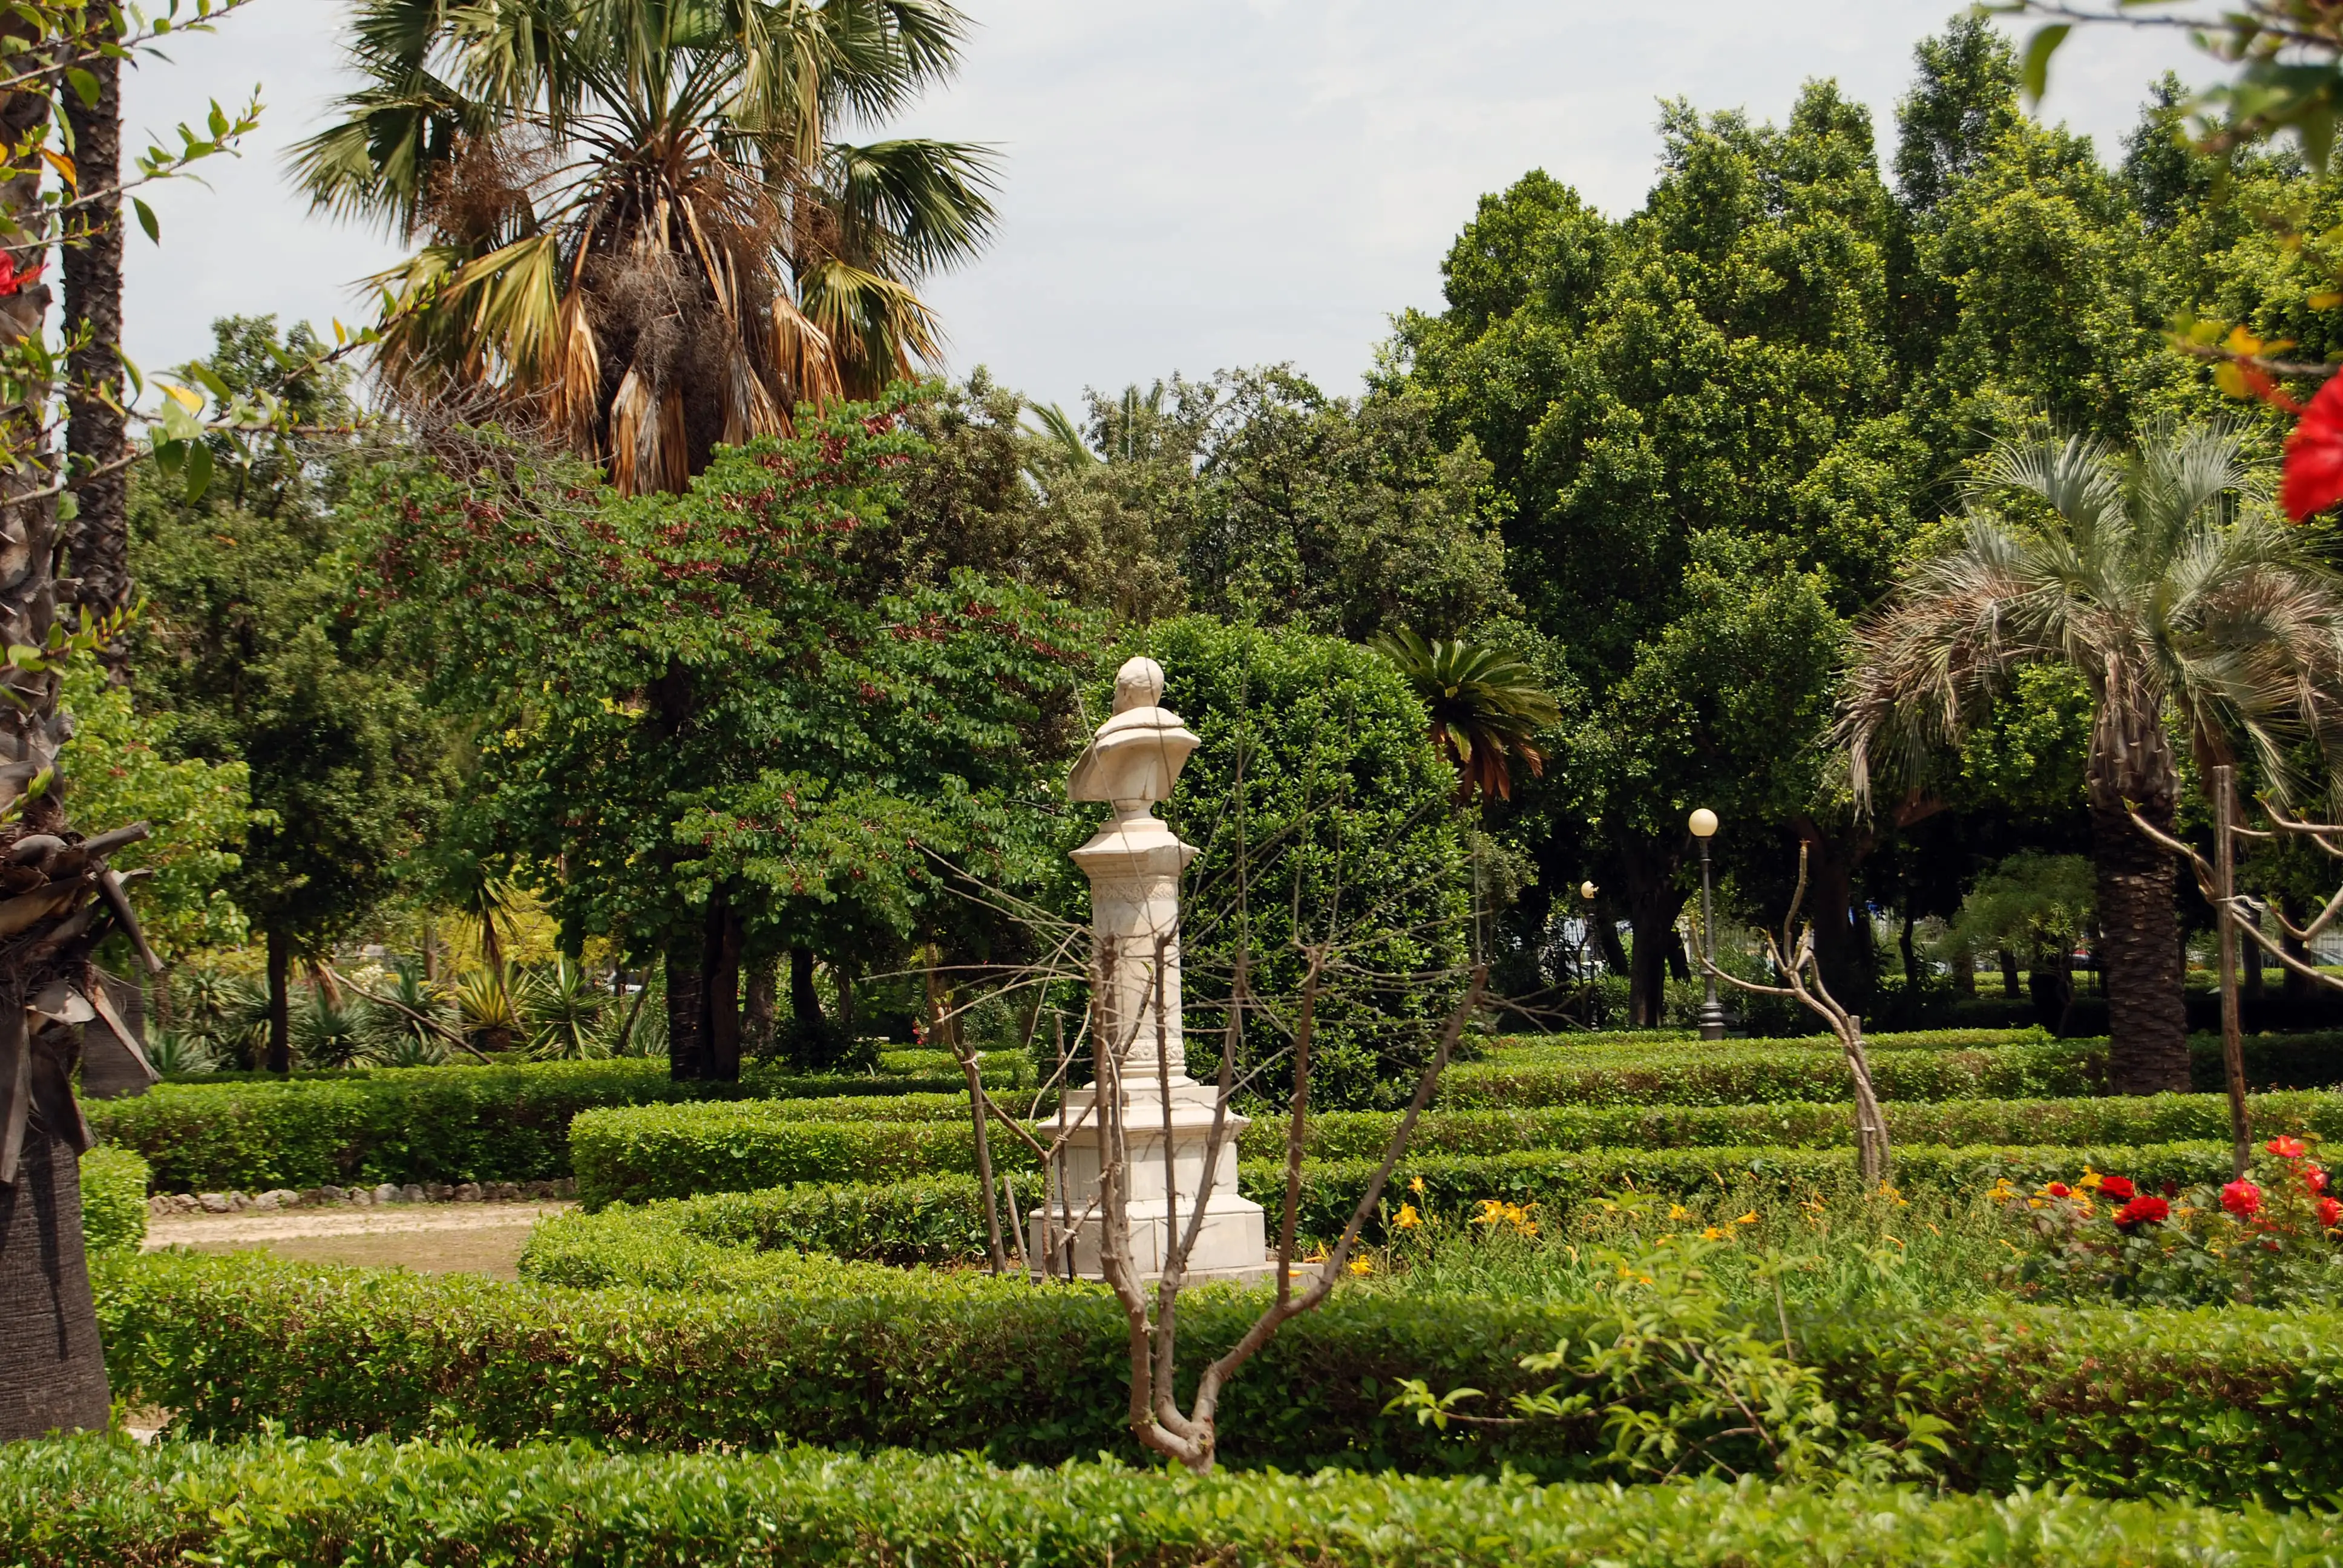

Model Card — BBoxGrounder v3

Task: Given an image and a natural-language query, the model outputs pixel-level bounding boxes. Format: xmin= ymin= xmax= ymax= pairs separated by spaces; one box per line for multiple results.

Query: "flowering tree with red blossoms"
xmin=358 ymin=393 xmax=1096 ymax=1080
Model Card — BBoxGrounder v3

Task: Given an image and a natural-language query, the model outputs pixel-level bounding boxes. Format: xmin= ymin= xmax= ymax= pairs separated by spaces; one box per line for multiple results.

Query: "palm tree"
xmin=1371 ymin=630 xmax=1561 ymax=803
xmin=1839 ymin=425 xmax=2343 ymax=1093
xmin=295 ymin=0 xmax=995 ymax=494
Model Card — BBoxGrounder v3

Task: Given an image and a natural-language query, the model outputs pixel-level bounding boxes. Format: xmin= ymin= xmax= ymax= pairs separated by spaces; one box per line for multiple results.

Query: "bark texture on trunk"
xmin=743 ymin=956 xmax=775 ymax=1054
xmin=1613 ymin=840 xmax=1683 ymax=1028
xmin=1999 ymin=949 xmax=2020 ymax=998
xmin=264 ymin=926 xmax=291 ymax=1074
xmin=2091 ymin=795 xmax=2189 ymax=1092
xmin=789 ymin=945 xmax=821 ymax=1023
xmin=0 ymin=1126 xmax=109 ymax=1439
xmin=666 ymin=949 xmax=704 ymax=1080
xmin=699 ymin=891 xmax=741 ymax=1083
xmin=61 ymin=43 xmax=126 ymax=662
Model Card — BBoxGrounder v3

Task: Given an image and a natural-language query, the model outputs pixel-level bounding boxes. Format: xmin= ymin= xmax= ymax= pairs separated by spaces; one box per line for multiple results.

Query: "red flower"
xmin=2043 ymin=1182 xmax=2072 ymax=1198
xmin=2098 ymin=1175 xmax=2137 ymax=1203
xmin=0 ymin=248 xmax=41 ymax=298
xmin=2286 ymin=375 xmax=2343 ymax=520
xmin=2223 ymin=1179 xmax=2263 ymax=1218
xmin=2113 ymin=1195 xmax=2170 ymax=1229
xmin=2321 ymin=1197 xmax=2343 ymax=1230
xmin=2267 ymin=1136 xmax=2309 ymax=1159
xmin=2307 ymin=1165 xmax=2329 ymax=1195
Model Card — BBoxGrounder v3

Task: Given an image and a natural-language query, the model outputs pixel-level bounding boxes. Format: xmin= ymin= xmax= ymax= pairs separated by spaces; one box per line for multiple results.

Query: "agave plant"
xmin=524 ymin=957 xmax=609 ymax=1060
xmin=293 ymin=987 xmax=374 ymax=1070
xmin=360 ymin=961 xmax=457 ymax=1067
xmin=452 ymin=965 xmax=524 ymax=1053
xmin=143 ymin=1029 xmax=216 ymax=1077
xmin=172 ymin=967 xmax=271 ymax=1071
xmin=1371 ymin=630 xmax=1562 ymax=803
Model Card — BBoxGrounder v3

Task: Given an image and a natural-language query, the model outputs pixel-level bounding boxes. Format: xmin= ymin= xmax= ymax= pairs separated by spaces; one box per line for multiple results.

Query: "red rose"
xmin=2223 ymin=1179 xmax=2263 ymax=1218
xmin=2113 ymin=1195 xmax=2170 ymax=1229
xmin=2286 ymin=375 xmax=2343 ymax=520
xmin=2043 ymin=1182 xmax=2072 ymax=1198
xmin=2267 ymin=1136 xmax=2310 ymax=1159
xmin=2307 ymin=1165 xmax=2329 ymax=1195
xmin=2098 ymin=1176 xmax=2137 ymax=1203
xmin=2320 ymin=1197 xmax=2342 ymax=1230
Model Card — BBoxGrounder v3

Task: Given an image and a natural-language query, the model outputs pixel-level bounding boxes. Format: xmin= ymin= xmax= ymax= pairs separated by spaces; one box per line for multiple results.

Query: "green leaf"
xmin=65 ymin=67 xmax=98 ymax=109
xmin=131 ymin=195 xmax=158 ymax=244
xmin=184 ymin=437 xmax=212 ymax=502
xmin=2020 ymin=24 xmax=2069 ymax=105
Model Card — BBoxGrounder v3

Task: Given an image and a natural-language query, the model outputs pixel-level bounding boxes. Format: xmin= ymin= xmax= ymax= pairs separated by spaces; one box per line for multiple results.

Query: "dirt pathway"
xmin=143 ymin=1201 xmax=574 ymax=1281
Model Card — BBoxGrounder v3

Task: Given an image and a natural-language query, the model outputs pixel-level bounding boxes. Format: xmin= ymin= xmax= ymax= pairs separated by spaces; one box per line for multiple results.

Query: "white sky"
xmin=119 ymin=1 xmax=2210 ymax=416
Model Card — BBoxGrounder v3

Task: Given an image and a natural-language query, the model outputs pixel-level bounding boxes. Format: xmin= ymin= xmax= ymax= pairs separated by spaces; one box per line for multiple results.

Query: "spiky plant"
xmin=293 ymin=987 xmax=373 ymax=1069
xmin=142 ymin=1029 xmax=215 ymax=1077
xmin=1370 ymin=630 xmax=1561 ymax=803
xmin=359 ymin=961 xmax=456 ymax=1066
xmin=451 ymin=964 xmax=523 ymax=1053
xmin=1839 ymin=424 xmax=2343 ymax=1093
xmin=523 ymin=956 xmax=608 ymax=1059
xmin=294 ymin=0 xmax=994 ymax=494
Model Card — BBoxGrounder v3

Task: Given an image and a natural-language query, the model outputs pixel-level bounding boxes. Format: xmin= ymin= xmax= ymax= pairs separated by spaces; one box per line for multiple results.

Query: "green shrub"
xmin=1248 ymin=1089 xmax=2343 ymax=1163
xmin=77 ymin=1147 xmax=148 ymax=1255
xmin=525 ymin=1178 xmax=1003 ymax=1280
xmin=10 ymin=1433 xmax=2334 ymax=1567
xmin=570 ymin=1103 xmax=1043 ymax=1207
xmin=83 ymin=1057 xmax=1036 ymax=1194
xmin=90 ymin=1247 xmax=2343 ymax=1503
xmin=1486 ymin=1026 xmax=2053 ymax=1056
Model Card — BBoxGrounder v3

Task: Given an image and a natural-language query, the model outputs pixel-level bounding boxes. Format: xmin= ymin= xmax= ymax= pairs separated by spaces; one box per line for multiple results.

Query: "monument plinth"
xmin=1029 ymin=658 xmax=1269 ymax=1281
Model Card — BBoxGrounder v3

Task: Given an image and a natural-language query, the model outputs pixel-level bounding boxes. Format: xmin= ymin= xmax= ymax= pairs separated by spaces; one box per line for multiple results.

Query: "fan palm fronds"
xmin=1371 ymin=630 xmax=1562 ymax=803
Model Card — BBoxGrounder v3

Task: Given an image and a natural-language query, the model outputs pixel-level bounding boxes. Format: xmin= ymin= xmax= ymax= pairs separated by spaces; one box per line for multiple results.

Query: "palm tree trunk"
xmin=2091 ymin=795 xmax=2189 ymax=1091
xmin=0 ymin=1116 xmax=110 ymax=1439
xmin=62 ymin=39 xmax=127 ymax=665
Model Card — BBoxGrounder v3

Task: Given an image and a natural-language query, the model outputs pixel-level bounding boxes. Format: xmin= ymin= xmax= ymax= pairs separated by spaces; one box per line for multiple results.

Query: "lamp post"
xmin=1576 ymin=880 xmax=1598 ymax=987
xmin=1688 ymin=808 xmax=1724 ymax=1040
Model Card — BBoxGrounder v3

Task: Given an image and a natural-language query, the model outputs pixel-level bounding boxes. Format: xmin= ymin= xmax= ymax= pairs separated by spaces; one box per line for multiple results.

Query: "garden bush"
xmin=78 ymin=1146 xmax=149 ymax=1255
xmin=9 ymin=1434 xmax=2333 ymax=1568
xmin=570 ymin=1103 xmax=1043 ymax=1207
xmin=89 ymin=1247 xmax=2343 ymax=1503
xmin=84 ymin=1057 xmax=1034 ymax=1194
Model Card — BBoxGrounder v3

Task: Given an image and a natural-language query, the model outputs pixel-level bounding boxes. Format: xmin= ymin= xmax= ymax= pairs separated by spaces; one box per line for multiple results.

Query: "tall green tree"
xmin=363 ymin=393 xmax=1090 ymax=1080
xmin=129 ymin=318 xmax=450 ymax=1072
xmin=297 ymin=0 xmax=996 ymax=494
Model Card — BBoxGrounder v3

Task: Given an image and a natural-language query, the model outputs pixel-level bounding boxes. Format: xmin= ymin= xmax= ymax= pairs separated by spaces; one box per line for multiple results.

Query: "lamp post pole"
xmin=1689 ymin=808 xmax=1723 ymax=1040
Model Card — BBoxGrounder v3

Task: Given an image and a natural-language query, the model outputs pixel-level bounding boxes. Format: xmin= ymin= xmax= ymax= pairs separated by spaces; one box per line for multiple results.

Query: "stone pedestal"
xmin=1028 ymin=660 xmax=1268 ymax=1282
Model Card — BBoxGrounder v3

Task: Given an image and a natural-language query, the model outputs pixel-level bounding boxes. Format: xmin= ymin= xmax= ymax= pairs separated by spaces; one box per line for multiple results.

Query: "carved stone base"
xmin=1026 ymin=1076 xmax=1269 ymax=1283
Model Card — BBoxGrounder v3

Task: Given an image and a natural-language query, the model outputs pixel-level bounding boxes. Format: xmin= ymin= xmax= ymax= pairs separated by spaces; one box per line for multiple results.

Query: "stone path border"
xmin=148 ymin=1177 xmax=578 ymax=1217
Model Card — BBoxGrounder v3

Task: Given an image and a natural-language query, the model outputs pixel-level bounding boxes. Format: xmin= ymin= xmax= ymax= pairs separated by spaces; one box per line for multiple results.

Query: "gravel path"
xmin=144 ymin=1200 xmax=574 ymax=1280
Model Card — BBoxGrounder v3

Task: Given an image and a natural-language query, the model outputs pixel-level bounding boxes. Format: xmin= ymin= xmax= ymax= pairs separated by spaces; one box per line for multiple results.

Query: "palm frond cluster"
xmin=1371 ymin=629 xmax=1562 ymax=802
xmin=159 ymin=959 xmax=656 ymax=1073
xmin=298 ymin=0 xmax=994 ymax=493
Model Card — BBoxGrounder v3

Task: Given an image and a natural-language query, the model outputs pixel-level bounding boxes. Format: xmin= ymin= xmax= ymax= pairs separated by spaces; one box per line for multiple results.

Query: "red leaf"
xmin=2282 ymin=374 xmax=2343 ymax=520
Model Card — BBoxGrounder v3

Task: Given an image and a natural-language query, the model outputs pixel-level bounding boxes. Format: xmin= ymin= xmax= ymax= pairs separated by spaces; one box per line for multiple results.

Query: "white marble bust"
xmin=1067 ymin=657 xmax=1201 ymax=807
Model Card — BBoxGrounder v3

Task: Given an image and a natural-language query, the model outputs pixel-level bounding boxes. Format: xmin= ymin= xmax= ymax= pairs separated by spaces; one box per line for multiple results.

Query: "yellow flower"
xmin=1348 ymin=1255 xmax=1374 ymax=1276
xmin=1734 ymin=1212 xmax=1758 ymax=1226
xmin=1700 ymin=1226 xmax=1729 ymax=1241
xmin=1394 ymin=1203 xmax=1421 ymax=1230
xmin=1474 ymin=1199 xmax=1506 ymax=1226
xmin=1668 ymin=1204 xmax=1691 ymax=1221
xmin=1409 ymin=1175 xmax=1426 ymax=1197
xmin=2078 ymin=1169 xmax=2105 ymax=1194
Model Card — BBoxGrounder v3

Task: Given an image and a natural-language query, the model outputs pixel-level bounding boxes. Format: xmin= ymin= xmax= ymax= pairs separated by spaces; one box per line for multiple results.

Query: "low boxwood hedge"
xmin=84 ymin=1056 xmax=1035 ymax=1195
xmin=1250 ymin=1089 xmax=2343 ymax=1163
xmin=543 ymin=1140 xmax=2234 ymax=1267
xmin=91 ymin=1247 xmax=2343 ymax=1504
xmin=571 ymin=1103 xmax=1045 ymax=1207
xmin=11 ymin=1434 xmax=2332 ymax=1568
xmin=78 ymin=1146 xmax=148 ymax=1255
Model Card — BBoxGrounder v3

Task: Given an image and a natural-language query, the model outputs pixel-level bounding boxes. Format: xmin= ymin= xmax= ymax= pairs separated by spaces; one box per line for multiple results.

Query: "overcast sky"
xmin=119 ymin=2 xmax=2210 ymax=417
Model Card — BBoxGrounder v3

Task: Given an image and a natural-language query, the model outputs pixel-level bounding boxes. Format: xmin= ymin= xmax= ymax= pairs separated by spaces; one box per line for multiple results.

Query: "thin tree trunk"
xmin=666 ymin=949 xmax=704 ymax=1080
xmin=1999 ymin=948 xmax=2020 ymax=999
xmin=789 ymin=946 xmax=821 ymax=1024
xmin=744 ymin=956 xmax=775 ymax=1054
xmin=2091 ymin=796 xmax=2189 ymax=1093
xmin=700 ymin=890 xmax=741 ymax=1083
xmin=61 ymin=39 xmax=126 ymax=668
xmin=265 ymin=926 xmax=292 ymax=1074
xmin=2281 ymin=895 xmax=2312 ymax=1001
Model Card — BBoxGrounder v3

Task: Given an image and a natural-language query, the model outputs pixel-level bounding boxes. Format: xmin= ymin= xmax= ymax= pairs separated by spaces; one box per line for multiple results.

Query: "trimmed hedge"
xmin=571 ymin=1103 xmax=1043 ymax=1207
xmin=1440 ymin=1033 xmax=2343 ymax=1108
xmin=90 ymin=1247 xmax=2343 ymax=1503
xmin=83 ymin=1057 xmax=1034 ymax=1195
xmin=1251 ymin=1089 xmax=2343 ymax=1163
xmin=78 ymin=1146 xmax=148 ymax=1255
xmin=543 ymin=1141 xmax=2233 ymax=1269
xmin=11 ymin=1436 xmax=2336 ymax=1568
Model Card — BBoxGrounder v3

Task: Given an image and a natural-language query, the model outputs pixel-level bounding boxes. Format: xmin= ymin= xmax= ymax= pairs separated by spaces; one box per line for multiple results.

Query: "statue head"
xmin=1112 ymin=656 xmax=1167 ymax=714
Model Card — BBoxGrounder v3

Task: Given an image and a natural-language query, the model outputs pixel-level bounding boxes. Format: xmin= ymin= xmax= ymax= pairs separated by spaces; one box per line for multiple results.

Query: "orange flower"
xmin=2267 ymin=1136 xmax=2310 ymax=1160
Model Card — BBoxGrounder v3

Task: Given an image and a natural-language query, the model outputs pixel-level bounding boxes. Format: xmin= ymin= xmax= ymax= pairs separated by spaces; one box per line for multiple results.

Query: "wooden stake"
xmin=2215 ymin=764 xmax=2251 ymax=1180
